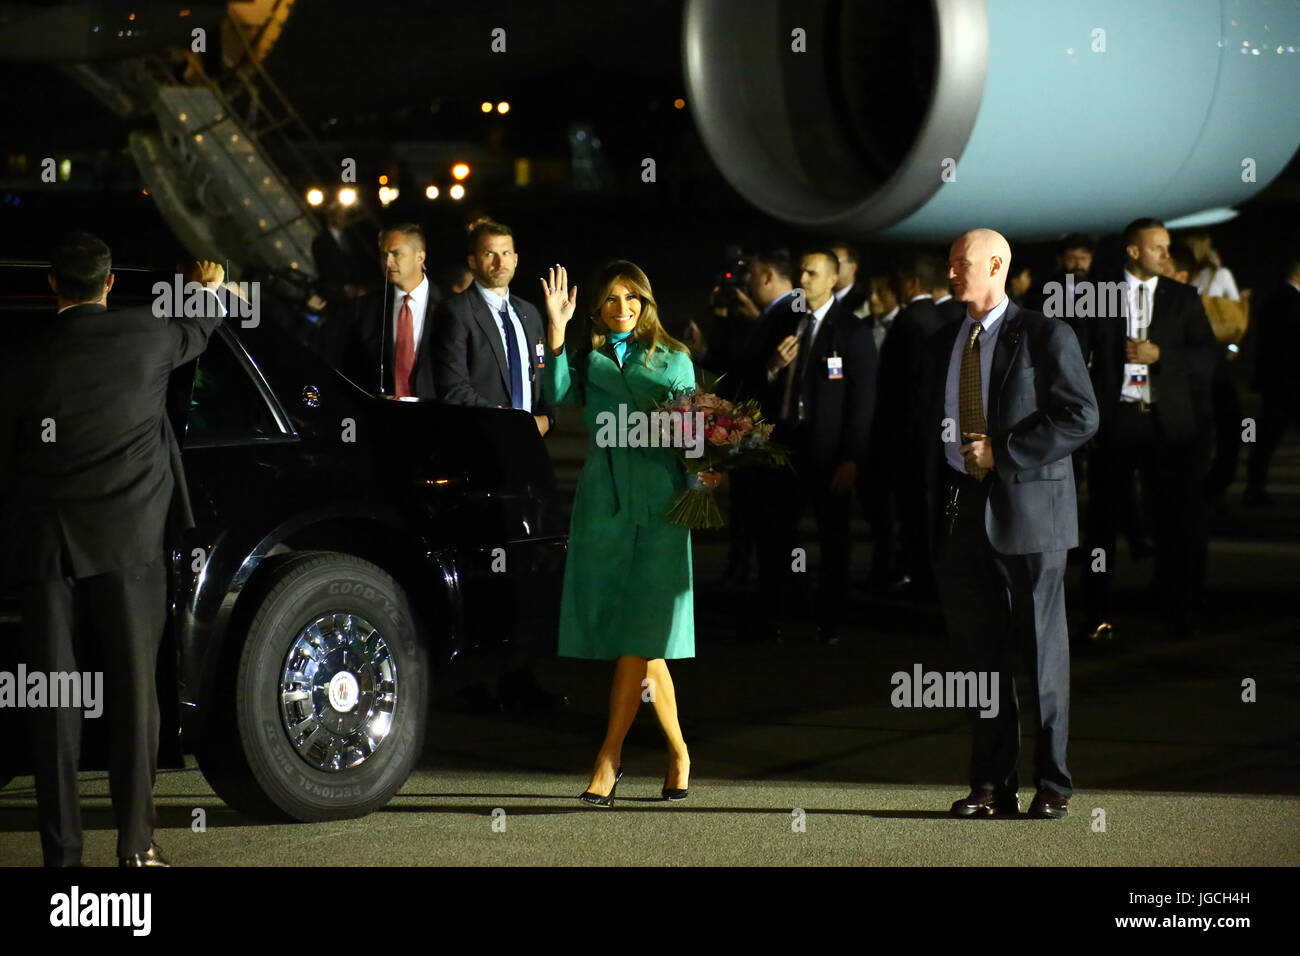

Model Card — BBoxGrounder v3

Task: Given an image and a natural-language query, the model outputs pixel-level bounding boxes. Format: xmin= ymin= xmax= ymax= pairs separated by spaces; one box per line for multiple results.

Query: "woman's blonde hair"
xmin=586 ymin=259 xmax=689 ymax=366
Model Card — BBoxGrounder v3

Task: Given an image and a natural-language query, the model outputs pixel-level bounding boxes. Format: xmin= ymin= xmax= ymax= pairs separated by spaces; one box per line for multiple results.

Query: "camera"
xmin=709 ymin=248 xmax=749 ymax=312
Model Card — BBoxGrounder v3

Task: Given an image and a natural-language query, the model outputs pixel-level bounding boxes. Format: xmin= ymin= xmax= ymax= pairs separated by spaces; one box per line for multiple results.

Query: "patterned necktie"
xmin=958 ymin=321 xmax=989 ymax=479
xmin=394 ymin=293 xmax=415 ymax=398
xmin=499 ymin=306 xmax=524 ymax=409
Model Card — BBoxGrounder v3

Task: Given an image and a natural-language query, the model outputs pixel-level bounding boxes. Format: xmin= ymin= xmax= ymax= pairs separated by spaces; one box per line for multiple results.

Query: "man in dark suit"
xmin=829 ymin=240 xmax=869 ymax=315
xmin=922 ymin=228 xmax=1098 ymax=819
xmin=344 ymin=223 xmax=439 ymax=398
xmin=430 ymin=220 xmax=560 ymax=713
xmin=755 ymin=248 xmax=877 ymax=644
xmin=312 ymin=202 xmax=378 ymax=367
xmin=0 ymin=233 xmax=225 ymax=866
xmin=873 ymin=252 xmax=955 ymax=597
xmin=1243 ymin=252 xmax=1300 ymax=507
xmin=1032 ymin=233 xmax=1095 ymax=351
xmin=931 ymin=278 xmax=966 ymax=325
xmin=1081 ymin=218 xmax=1218 ymax=641
xmin=433 ymin=220 xmax=551 ymax=436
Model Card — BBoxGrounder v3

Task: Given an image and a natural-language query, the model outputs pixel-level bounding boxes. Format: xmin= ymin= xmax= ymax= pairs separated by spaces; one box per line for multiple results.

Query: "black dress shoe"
xmin=579 ymin=767 xmax=623 ymax=808
xmin=949 ymin=788 xmax=1019 ymax=817
xmin=120 ymin=842 xmax=170 ymax=867
xmin=1027 ymin=788 xmax=1069 ymax=819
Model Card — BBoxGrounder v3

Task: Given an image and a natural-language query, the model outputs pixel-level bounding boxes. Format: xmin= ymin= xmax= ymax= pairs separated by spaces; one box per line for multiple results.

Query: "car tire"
xmin=200 ymin=551 xmax=427 ymax=822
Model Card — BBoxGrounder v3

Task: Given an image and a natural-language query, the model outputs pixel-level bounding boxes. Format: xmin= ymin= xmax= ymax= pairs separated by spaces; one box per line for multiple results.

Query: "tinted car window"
xmin=186 ymin=333 xmax=282 ymax=443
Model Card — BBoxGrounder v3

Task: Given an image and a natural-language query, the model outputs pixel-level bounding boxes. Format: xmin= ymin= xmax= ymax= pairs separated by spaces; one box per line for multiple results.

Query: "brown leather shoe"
xmin=119 ymin=842 xmax=171 ymax=867
xmin=950 ymin=788 xmax=1019 ymax=817
xmin=1027 ymin=789 xmax=1069 ymax=819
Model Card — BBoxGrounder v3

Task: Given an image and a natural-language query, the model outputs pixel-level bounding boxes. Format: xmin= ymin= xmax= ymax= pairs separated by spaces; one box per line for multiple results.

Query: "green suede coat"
xmin=542 ymin=340 xmax=696 ymax=660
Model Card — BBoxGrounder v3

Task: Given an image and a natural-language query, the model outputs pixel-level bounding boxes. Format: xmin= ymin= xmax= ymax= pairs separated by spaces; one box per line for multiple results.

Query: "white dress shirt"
xmin=392 ymin=275 xmax=431 ymax=358
xmin=474 ymin=280 xmax=532 ymax=413
xmin=1122 ymin=270 xmax=1159 ymax=403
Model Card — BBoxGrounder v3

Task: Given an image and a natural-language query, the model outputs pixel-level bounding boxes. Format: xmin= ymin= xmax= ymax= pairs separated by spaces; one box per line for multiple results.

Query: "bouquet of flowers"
xmin=655 ymin=390 xmax=788 ymax=529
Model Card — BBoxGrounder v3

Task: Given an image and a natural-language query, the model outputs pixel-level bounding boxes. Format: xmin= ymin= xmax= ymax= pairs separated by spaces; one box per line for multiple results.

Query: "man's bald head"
xmin=949 ymin=228 xmax=1012 ymax=314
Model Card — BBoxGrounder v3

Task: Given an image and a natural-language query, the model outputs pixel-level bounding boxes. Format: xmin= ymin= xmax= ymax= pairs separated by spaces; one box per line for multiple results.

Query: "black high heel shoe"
xmin=662 ymin=763 xmax=689 ymax=801
xmin=579 ymin=766 xmax=623 ymax=808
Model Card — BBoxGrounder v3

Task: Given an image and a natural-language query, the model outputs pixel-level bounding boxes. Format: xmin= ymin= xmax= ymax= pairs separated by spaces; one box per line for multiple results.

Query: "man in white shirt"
xmin=345 ymin=223 xmax=440 ymax=398
xmin=829 ymin=241 xmax=868 ymax=314
xmin=433 ymin=220 xmax=551 ymax=433
xmin=1082 ymin=218 xmax=1218 ymax=642
xmin=755 ymin=249 xmax=877 ymax=646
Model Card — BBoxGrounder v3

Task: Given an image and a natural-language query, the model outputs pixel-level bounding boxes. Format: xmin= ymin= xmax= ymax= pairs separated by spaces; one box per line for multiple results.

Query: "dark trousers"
xmin=932 ymin=471 xmax=1072 ymax=797
xmin=756 ymin=457 xmax=852 ymax=634
xmin=1084 ymin=404 xmax=1206 ymax=631
xmin=1245 ymin=389 xmax=1300 ymax=494
xmin=857 ymin=447 xmax=895 ymax=584
xmin=893 ymin=440 xmax=934 ymax=587
xmin=1205 ymin=361 xmax=1243 ymax=496
xmin=22 ymin=559 xmax=166 ymax=865
xmin=725 ymin=468 xmax=761 ymax=578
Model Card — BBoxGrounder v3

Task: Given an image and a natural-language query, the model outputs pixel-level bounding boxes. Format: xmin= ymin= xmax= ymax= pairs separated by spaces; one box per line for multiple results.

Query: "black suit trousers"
xmin=23 ymin=558 xmax=166 ymax=865
xmin=1084 ymin=404 xmax=1206 ymax=631
xmin=1245 ymin=388 xmax=1300 ymax=494
xmin=755 ymin=454 xmax=853 ymax=634
xmin=933 ymin=473 xmax=1072 ymax=797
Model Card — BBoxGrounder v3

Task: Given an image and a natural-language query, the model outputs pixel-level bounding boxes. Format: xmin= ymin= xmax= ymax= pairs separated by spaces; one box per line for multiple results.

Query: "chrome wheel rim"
xmin=279 ymin=613 xmax=397 ymax=772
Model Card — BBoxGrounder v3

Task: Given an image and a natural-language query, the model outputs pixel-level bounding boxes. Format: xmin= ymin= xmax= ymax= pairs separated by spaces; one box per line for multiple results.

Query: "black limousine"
xmin=0 ymin=261 xmax=566 ymax=821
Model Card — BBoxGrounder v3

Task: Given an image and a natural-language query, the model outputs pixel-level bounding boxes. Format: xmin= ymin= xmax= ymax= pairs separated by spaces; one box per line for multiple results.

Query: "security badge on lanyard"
xmin=535 ymin=339 xmax=546 ymax=369
xmin=826 ymin=351 xmax=843 ymax=380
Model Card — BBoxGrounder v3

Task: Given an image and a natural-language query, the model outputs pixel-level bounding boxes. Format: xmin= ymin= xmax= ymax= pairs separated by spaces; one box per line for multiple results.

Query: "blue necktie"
xmin=499 ymin=306 xmax=524 ymax=409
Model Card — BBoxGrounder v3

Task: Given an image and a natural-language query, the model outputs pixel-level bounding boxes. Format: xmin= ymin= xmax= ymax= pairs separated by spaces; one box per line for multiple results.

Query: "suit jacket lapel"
xmin=470 ymin=289 xmax=511 ymax=393
xmin=990 ymin=300 xmax=1023 ymax=400
xmin=1151 ymin=277 xmax=1170 ymax=348
xmin=510 ymin=295 xmax=541 ymax=394
xmin=382 ymin=285 xmax=397 ymax=394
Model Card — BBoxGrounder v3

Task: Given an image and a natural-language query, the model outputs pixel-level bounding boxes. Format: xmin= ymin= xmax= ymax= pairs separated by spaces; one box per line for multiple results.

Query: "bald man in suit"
xmin=921 ymin=229 xmax=1098 ymax=819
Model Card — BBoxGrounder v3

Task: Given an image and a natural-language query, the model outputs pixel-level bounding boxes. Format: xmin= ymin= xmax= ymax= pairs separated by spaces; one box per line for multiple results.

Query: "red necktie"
xmin=394 ymin=293 xmax=415 ymax=398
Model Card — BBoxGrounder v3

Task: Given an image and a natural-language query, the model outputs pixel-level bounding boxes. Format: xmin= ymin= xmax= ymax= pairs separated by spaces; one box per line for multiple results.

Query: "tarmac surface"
xmin=1 ymin=401 xmax=1298 ymax=866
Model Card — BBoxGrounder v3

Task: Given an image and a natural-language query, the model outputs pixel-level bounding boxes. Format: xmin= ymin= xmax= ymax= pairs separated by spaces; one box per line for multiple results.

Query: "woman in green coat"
xmin=539 ymin=259 xmax=721 ymax=807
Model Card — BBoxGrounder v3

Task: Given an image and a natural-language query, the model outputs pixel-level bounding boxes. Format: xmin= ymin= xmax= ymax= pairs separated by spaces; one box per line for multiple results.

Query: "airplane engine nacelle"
xmin=683 ymin=0 xmax=1300 ymax=240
